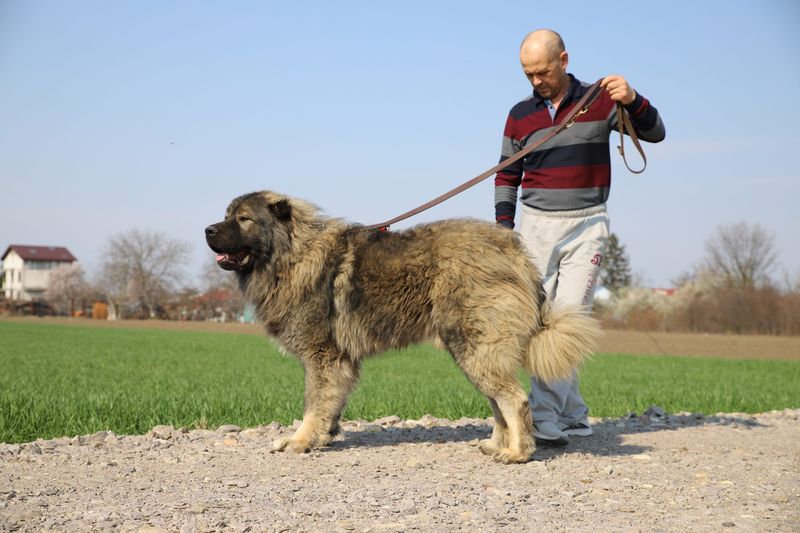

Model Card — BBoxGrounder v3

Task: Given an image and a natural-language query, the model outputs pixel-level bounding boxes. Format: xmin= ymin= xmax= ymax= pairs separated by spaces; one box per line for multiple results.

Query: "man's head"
xmin=519 ymin=29 xmax=569 ymax=100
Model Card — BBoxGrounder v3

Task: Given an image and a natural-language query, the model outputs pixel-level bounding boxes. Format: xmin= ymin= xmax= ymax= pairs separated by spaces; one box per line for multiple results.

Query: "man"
xmin=495 ymin=29 xmax=665 ymax=446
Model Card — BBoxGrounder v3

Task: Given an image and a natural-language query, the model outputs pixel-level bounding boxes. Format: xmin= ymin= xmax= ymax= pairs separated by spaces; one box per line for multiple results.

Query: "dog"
xmin=205 ymin=191 xmax=599 ymax=463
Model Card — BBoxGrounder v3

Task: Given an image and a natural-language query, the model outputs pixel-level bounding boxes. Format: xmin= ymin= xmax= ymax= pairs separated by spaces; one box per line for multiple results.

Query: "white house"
xmin=2 ymin=245 xmax=77 ymax=301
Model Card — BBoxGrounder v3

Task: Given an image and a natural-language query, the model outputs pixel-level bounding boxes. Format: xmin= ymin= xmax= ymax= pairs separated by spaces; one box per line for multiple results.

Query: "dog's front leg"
xmin=273 ymin=353 xmax=360 ymax=453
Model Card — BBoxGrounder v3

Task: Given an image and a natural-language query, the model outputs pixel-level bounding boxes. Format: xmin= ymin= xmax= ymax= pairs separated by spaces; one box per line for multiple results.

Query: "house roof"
xmin=2 ymin=245 xmax=77 ymax=262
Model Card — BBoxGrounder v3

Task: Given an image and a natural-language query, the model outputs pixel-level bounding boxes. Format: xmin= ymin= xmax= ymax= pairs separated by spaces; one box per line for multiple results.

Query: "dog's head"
xmin=205 ymin=192 xmax=293 ymax=273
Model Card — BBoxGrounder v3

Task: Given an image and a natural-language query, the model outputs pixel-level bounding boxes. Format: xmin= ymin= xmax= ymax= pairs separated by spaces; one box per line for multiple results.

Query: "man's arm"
xmin=602 ymin=74 xmax=665 ymax=143
xmin=495 ymin=114 xmax=523 ymax=229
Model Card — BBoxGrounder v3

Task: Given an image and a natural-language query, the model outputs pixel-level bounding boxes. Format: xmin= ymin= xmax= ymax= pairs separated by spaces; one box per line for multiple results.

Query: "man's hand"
xmin=601 ymin=75 xmax=636 ymax=105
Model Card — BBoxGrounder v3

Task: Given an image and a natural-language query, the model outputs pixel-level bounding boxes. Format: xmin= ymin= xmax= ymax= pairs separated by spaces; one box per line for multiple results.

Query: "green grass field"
xmin=1 ymin=321 xmax=798 ymax=443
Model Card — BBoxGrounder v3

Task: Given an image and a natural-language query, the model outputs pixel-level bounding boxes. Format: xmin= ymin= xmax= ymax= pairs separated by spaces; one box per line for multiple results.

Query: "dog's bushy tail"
xmin=523 ymin=302 xmax=600 ymax=383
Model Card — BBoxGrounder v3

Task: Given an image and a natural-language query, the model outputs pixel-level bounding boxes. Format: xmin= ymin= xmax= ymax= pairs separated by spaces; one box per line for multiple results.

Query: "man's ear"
xmin=269 ymin=199 xmax=292 ymax=221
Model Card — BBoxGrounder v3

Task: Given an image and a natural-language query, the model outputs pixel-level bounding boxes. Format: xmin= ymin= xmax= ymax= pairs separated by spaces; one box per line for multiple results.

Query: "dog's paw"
xmin=271 ymin=437 xmax=311 ymax=454
xmin=492 ymin=448 xmax=532 ymax=464
xmin=478 ymin=439 xmax=502 ymax=457
xmin=271 ymin=437 xmax=290 ymax=452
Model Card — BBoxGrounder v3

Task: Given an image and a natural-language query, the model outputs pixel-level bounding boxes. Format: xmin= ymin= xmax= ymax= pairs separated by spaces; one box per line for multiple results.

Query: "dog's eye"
xmin=237 ymin=215 xmax=251 ymax=223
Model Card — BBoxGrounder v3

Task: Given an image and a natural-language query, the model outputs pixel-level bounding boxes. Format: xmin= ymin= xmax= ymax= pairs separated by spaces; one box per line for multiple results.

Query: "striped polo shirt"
xmin=495 ymin=74 xmax=665 ymax=228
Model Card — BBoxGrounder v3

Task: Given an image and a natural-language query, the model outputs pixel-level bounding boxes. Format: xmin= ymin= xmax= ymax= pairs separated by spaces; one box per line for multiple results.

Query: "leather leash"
xmin=365 ymin=78 xmax=645 ymax=231
xmin=616 ymin=103 xmax=646 ymax=174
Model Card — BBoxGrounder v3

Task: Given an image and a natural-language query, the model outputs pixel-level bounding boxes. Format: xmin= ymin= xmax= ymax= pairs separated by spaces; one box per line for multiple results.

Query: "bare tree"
xmin=199 ymin=254 xmax=246 ymax=321
xmin=202 ymin=253 xmax=234 ymax=293
xmin=97 ymin=229 xmax=191 ymax=319
xmin=704 ymin=221 xmax=777 ymax=288
xmin=778 ymin=268 xmax=800 ymax=294
xmin=45 ymin=263 xmax=90 ymax=315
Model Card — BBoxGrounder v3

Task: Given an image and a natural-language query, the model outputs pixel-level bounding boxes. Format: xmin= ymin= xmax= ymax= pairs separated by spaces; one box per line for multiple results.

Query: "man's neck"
xmin=549 ymin=76 xmax=571 ymax=108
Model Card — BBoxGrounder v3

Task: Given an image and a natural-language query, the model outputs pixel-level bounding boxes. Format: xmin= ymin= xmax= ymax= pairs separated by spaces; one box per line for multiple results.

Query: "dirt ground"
xmin=1 ymin=410 xmax=798 ymax=532
xmin=1 ymin=317 xmax=798 ymax=532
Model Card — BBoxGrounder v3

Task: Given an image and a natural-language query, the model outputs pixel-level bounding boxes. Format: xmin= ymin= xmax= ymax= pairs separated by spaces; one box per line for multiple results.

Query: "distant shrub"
xmin=597 ymin=271 xmax=800 ymax=336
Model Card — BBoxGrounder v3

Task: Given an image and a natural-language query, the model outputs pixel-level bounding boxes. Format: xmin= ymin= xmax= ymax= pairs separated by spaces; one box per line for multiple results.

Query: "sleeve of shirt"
xmin=620 ymin=92 xmax=666 ymax=143
xmin=495 ymin=113 xmax=522 ymax=229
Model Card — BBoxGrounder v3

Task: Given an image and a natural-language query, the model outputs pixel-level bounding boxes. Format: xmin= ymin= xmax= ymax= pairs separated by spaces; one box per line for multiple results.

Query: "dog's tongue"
xmin=216 ymin=253 xmax=228 ymax=262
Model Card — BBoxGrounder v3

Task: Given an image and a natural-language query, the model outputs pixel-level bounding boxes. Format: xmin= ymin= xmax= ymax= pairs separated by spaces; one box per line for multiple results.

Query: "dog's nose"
xmin=205 ymin=225 xmax=217 ymax=237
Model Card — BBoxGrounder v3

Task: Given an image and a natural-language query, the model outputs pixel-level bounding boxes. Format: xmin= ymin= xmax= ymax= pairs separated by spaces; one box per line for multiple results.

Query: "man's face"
xmin=520 ymin=49 xmax=568 ymax=99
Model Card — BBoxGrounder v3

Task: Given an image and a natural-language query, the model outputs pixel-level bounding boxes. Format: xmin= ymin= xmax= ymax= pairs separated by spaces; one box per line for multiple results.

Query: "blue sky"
xmin=1 ymin=1 xmax=798 ymax=288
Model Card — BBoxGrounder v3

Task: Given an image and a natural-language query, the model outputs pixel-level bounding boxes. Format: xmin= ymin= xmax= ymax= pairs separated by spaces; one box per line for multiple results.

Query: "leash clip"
xmin=564 ymin=106 xmax=589 ymax=129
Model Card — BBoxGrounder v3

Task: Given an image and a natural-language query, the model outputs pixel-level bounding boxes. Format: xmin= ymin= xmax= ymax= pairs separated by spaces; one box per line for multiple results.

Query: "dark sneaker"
xmin=533 ymin=421 xmax=569 ymax=446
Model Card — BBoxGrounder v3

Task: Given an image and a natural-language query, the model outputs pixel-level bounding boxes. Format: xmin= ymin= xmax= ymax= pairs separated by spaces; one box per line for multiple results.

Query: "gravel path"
xmin=1 ymin=408 xmax=798 ymax=533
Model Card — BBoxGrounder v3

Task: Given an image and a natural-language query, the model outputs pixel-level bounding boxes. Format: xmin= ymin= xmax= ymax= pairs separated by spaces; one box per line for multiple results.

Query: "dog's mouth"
xmin=215 ymin=249 xmax=252 ymax=271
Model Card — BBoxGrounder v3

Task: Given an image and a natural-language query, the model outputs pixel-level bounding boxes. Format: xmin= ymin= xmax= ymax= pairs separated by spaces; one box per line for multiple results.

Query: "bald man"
xmin=495 ymin=30 xmax=665 ymax=446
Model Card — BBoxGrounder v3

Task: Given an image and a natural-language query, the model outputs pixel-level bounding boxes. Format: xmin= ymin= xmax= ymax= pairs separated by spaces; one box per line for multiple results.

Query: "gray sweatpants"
xmin=518 ymin=203 xmax=609 ymax=427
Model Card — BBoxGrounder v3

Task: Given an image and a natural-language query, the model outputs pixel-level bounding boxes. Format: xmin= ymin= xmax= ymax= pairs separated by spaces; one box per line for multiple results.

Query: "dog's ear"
xmin=269 ymin=199 xmax=292 ymax=222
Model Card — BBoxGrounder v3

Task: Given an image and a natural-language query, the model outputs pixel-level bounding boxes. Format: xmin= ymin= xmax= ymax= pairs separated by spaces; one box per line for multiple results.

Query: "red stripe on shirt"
xmin=556 ymin=97 xmax=614 ymax=124
xmin=495 ymin=171 xmax=522 ymax=188
xmin=507 ymin=112 xmax=553 ymax=140
xmin=633 ymin=97 xmax=649 ymax=116
xmin=507 ymin=95 xmax=615 ymax=142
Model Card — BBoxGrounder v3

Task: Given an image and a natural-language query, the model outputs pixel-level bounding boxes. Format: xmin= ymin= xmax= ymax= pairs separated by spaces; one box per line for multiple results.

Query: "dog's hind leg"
xmin=454 ymin=343 xmax=534 ymax=464
xmin=273 ymin=353 xmax=360 ymax=454
xmin=489 ymin=390 xmax=535 ymax=464
xmin=478 ymin=398 xmax=509 ymax=457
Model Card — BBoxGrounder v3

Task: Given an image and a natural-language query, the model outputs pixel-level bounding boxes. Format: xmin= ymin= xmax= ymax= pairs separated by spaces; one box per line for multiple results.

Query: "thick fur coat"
xmin=205 ymin=191 xmax=599 ymax=463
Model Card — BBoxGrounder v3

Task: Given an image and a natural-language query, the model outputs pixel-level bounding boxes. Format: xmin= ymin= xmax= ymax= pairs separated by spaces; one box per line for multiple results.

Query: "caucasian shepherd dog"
xmin=205 ymin=191 xmax=598 ymax=463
